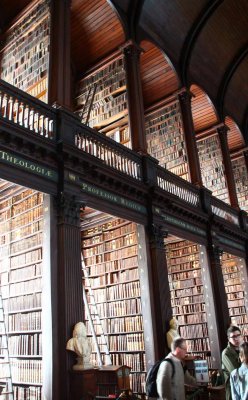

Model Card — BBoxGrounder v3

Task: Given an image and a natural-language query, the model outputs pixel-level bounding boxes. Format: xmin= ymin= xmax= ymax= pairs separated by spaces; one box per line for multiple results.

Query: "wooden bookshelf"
xmin=0 ymin=0 xmax=50 ymax=102
xmin=145 ymin=100 xmax=189 ymax=180
xmin=166 ymin=239 xmax=212 ymax=367
xmin=0 ymin=184 xmax=43 ymax=399
xmin=221 ymin=252 xmax=248 ymax=341
xmin=197 ymin=134 xmax=230 ymax=203
xmin=81 ymin=217 xmax=146 ymax=395
xmin=75 ymin=56 xmax=131 ymax=147
xmin=231 ymin=155 xmax=248 ymax=212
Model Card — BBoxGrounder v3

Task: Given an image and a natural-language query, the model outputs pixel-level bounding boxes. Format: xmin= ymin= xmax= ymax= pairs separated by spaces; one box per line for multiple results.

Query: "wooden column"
xmin=217 ymin=125 xmax=239 ymax=209
xmin=122 ymin=41 xmax=147 ymax=154
xmin=48 ymin=0 xmax=72 ymax=108
xmin=178 ymin=90 xmax=202 ymax=186
xmin=206 ymin=236 xmax=230 ymax=353
xmin=52 ymin=193 xmax=84 ymax=400
xmin=244 ymin=150 xmax=248 ymax=174
xmin=147 ymin=224 xmax=172 ymax=360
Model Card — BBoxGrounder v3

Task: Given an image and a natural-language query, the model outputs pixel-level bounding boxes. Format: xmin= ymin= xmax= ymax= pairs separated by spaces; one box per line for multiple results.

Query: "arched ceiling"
xmin=2 ymin=0 xmax=248 ymax=143
xmin=111 ymin=0 xmax=248 ymax=142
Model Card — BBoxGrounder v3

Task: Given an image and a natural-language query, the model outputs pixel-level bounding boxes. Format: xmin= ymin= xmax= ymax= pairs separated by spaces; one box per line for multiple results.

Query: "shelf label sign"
xmin=79 ymin=180 xmax=146 ymax=214
xmin=154 ymin=206 xmax=206 ymax=237
xmin=0 ymin=150 xmax=57 ymax=181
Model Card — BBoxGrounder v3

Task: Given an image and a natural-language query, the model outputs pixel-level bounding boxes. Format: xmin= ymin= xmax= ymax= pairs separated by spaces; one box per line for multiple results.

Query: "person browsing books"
xmin=156 ymin=337 xmax=196 ymax=400
xmin=230 ymin=341 xmax=248 ymax=400
xmin=222 ymin=326 xmax=242 ymax=400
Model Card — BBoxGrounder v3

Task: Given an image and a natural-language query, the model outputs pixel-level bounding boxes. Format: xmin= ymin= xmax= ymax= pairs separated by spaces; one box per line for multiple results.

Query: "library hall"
xmin=0 ymin=0 xmax=248 ymax=399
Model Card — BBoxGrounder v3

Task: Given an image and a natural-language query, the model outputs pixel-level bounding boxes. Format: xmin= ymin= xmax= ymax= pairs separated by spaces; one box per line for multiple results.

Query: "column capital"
xmin=177 ymin=88 xmax=193 ymax=104
xmin=217 ymin=123 xmax=229 ymax=138
xmin=149 ymin=224 xmax=168 ymax=249
xmin=120 ymin=40 xmax=144 ymax=57
xmin=56 ymin=192 xmax=82 ymax=226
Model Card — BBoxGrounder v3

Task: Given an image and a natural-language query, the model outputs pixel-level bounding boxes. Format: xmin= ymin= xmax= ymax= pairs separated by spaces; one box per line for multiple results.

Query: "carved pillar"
xmin=147 ymin=223 xmax=172 ymax=360
xmin=48 ymin=0 xmax=72 ymax=108
xmin=217 ymin=125 xmax=239 ymax=209
xmin=206 ymin=235 xmax=230 ymax=352
xmin=244 ymin=150 xmax=248 ymax=174
xmin=122 ymin=41 xmax=147 ymax=154
xmin=178 ymin=90 xmax=202 ymax=186
xmin=53 ymin=193 xmax=84 ymax=400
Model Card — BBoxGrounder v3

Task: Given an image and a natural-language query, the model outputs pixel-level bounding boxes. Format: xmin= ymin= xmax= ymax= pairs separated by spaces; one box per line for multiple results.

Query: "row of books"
xmin=13 ymin=385 xmax=42 ymax=400
xmin=85 ymin=271 xmax=139 ymax=289
xmin=8 ymin=311 xmax=41 ymax=331
xmin=83 ymin=235 xmax=136 ymax=255
xmin=1 ymin=278 xmax=42 ymax=298
xmin=10 ymin=250 xmax=42 ymax=269
xmin=10 ymin=360 xmax=42 ymax=384
xmin=5 ymin=333 xmax=41 ymax=355
xmin=232 ymin=156 xmax=248 ymax=212
xmin=1 ymin=0 xmax=50 ymax=94
xmin=179 ymin=323 xmax=208 ymax=338
xmin=3 ymin=293 xmax=41 ymax=313
xmin=197 ymin=135 xmax=229 ymax=202
xmin=111 ymin=353 xmax=146 ymax=372
xmin=108 ymin=333 xmax=144 ymax=351
xmin=85 ymin=256 xmax=138 ymax=276
xmin=186 ymin=337 xmax=210 ymax=352
xmin=0 ymin=208 xmax=43 ymax=232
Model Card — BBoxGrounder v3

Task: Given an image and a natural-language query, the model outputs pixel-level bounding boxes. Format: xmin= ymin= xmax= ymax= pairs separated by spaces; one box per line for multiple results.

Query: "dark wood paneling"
xmin=191 ymin=84 xmax=218 ymax=132
xmin=225 ymin=116 xmax=245 ymax=151
xmin=140 ymin=41 xmax=179 ymax=107
xmin=71 ymin=0 xmax=125 ymax=74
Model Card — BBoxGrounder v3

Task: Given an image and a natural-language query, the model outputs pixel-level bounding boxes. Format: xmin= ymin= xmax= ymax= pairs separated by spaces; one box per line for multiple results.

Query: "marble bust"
xmin=166 ymin=318 xmax=180 ymax=350
xmin=66 ymin=322 xmax=93 ymax=370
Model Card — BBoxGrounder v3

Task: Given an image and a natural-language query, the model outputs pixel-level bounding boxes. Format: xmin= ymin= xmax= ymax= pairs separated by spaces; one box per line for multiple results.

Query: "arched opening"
xmin=190 ymin=84 xmax=218 ymax=133
xmin=140 ymin=40 xmax=180 ymax=108
xmin=71 ymin=0 xmax=125 ymax=74
xmin=225 ymin=116 xmax=245 ymax=152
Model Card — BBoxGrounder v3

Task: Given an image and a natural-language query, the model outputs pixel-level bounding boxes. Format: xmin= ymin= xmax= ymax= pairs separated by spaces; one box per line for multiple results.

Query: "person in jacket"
xmin=230 ymin=341 xmax=248 ymax=400
xmin=222 ymin=326 xmax=242 ymax=400
xmin=156 ymin=337 xmax=197 ymax=400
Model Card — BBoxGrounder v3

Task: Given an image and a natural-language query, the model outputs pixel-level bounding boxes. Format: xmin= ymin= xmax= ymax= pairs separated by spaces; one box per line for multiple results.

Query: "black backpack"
xmin=145 ymin=358 xmax=175 ymax=397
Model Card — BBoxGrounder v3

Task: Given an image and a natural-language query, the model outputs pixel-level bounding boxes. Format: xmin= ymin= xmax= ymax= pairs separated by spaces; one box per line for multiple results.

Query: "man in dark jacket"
xmin=222 ymin=326 xmax=242 ymax=400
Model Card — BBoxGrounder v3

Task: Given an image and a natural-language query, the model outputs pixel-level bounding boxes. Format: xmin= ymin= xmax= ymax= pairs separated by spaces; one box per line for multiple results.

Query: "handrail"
xmin=0 ymin=79 xmax=245 ymax=231
xmin=75 ymin=124 xmax=142 ymax=180
xmin=157 ymin=165 xmax=200 ymax=207
xmin=211 ymin=197 xmax=239 ymax=226
xmin=0 ymin=79 xmax=56 ymax=140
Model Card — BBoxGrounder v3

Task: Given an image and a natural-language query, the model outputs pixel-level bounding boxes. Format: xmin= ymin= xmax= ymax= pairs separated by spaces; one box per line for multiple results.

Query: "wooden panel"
xmin=225 ymin=117 xmax=245 ymax=152
xmin=140 ymin=41 xmax=179 ymax=107
xmin=71 ymin=0 xmax=125 ymax=74
xmin=191 ymin=85 xmax=218 ymax=133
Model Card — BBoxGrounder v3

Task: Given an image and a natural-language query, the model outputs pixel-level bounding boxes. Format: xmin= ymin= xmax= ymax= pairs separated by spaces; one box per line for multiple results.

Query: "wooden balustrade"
xmin=0 ymin=79 xmax=55 ymax=140
xmin=0 ymin=77 xmax=245 ymax=230
xmin=75 ymin=127 xmax=142 ymax=180
xmin=157 ymin=165 xmax=200 ymax=207
xmin=211 ymin=197 xmax=239 ymax=225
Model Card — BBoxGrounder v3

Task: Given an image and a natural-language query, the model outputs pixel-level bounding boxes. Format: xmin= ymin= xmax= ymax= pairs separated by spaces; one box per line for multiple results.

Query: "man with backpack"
xmin=156 ymin=337 xmax=197 ymax=399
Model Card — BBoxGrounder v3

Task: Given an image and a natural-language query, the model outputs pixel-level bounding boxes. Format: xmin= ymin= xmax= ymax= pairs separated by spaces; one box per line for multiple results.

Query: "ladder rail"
xmin=0 ymin=294 xmax=14 ymax=400
xmin=82 ymin=256 xmax=112 ymax=366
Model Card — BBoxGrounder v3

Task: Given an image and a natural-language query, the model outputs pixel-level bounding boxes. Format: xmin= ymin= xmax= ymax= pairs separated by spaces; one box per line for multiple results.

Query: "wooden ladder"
xmin=0 ymin=293 xmax=14 ymax=400
xmin=82 ymin=256 xmax=112 ymax=367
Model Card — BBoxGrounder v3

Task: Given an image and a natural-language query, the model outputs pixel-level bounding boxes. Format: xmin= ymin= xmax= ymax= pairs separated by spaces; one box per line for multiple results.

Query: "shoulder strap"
xmin=164 ymin=358 xmax=175 ymax=379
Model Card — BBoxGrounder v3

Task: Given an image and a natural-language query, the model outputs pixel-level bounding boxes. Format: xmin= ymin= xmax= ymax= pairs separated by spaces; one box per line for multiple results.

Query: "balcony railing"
xmin=211 ymin=197 xmax=239 ymax=226
xmin=0 ymin=79 xmax=55 ymax=140
xmin=75 ymin=126 xmax=142 ymax=181
xmin=0 ymin=78 xmax=246 ymax=231
xmin=157 ymin=165 xmax=200 ymax=207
